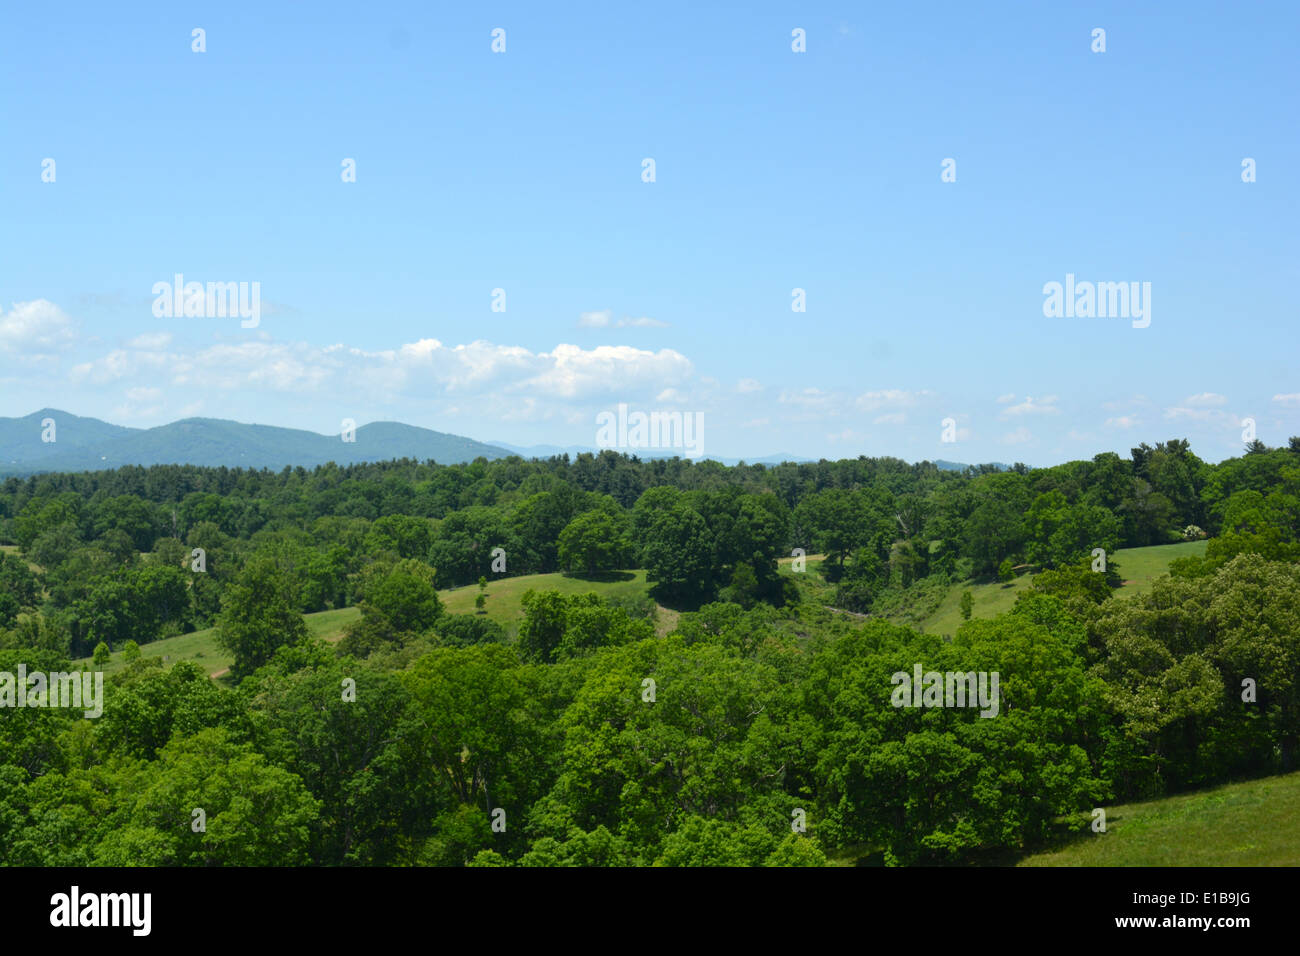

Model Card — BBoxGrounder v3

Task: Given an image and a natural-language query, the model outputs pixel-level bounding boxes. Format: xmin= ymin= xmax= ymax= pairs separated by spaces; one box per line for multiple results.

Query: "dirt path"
xmin=822 ymin=605 xmax=870 ymax=620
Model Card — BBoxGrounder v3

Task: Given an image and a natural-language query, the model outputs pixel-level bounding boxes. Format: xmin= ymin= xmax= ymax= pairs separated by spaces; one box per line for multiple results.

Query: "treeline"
xmin=2 ymin=440 xmax=1298 ymax=658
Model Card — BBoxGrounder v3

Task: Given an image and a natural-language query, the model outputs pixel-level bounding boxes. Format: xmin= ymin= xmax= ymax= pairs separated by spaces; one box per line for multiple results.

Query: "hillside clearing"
xmin=74 ymin=569 xmax=669 ymax=675
xmin=1019 ymin=770 xmax=1300 ymax=866
xmin=920 ymin=540 xmax=1210 ymax=637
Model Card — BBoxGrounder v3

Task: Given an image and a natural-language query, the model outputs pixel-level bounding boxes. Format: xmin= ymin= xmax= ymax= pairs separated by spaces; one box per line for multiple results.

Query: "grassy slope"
xmin=442 ymin=569 xmax=671 ymax=635
xmin=77 ymin=570 xmax=665 ymax=675
xmin=78 ymin=606 xmax=361 ymax=676
xmin=1110 ymin=539 xmax=1208 ymax=595
xmin=63 ymin=541 xmax=1215 ymax=672
xmin=920 ymin=540 xmax=1209 ymax=637
xmin=1019 ymin=770 xmax=1300 ymax=866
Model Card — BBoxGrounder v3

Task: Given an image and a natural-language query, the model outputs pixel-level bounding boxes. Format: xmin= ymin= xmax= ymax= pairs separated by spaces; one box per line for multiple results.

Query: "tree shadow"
xmin=562 ymin=570 xmax=635 ymax=584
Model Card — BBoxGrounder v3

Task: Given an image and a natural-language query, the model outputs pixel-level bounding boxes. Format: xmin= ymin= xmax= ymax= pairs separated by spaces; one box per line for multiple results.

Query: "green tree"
xmin=557 ymin=511 xmax=633 ymax=577
xmin=365 ymin=560 xmax=443 ymax=634
xmin=959 ymin=590 xmax=973 ymax=620
xmin=641 ymin=505 xmax=714 ymax=606
xmin=215 ymin=557 xmax=309 ymax=679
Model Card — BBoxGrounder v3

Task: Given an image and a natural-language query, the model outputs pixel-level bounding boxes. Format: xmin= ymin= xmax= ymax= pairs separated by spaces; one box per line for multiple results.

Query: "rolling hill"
xmin=0 ymin=410 xmax=509 ymax=473
xmin=0 ymin=408 xmax=137 ymax=467
xmin=1018 ymin=770 xmax=1300 ymax=866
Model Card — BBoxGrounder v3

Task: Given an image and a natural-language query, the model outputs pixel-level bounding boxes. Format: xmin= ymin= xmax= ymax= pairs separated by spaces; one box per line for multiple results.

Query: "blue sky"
xmin=2 ymin=1 xmax=1297 ymax=464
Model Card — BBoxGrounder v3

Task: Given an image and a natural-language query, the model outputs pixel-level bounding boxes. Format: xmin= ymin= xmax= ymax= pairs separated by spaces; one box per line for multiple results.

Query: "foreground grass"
xmin=1019 ymin=771 xmax=1300 ymax=866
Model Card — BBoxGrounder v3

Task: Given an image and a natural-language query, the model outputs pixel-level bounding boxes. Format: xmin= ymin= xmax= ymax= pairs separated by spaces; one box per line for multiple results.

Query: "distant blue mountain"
xmin=0 ymin=411 xmax=508 ymax=474
xmin=0 ymin=410 xmax=1013 ymax=475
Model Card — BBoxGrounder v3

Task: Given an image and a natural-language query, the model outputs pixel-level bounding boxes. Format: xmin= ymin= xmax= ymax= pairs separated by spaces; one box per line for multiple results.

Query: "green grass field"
xmin=63 ymin=541 xmax=1215 ymax=675
xmin=75 ymin=570 xmax=663 ymax=676
xmin=919 ymin=540 xmax=1210 ymax=637
xmin=1110 ymin=539 xmax=1208 ymax=595
xmin=777 ymin=553 xmax=838 ymax=605
xmin=76 ymin=605 xmax=362 ymax=677
xmin=1 ymin=543 xmax=42 ymax=573
xmin=922 ymin=573 xmax=1036 ymax=636
xmin=1019 ymin=770 xmax=1300 ymax=866
xmin=443 ymin=569 xmax=665 ymax=634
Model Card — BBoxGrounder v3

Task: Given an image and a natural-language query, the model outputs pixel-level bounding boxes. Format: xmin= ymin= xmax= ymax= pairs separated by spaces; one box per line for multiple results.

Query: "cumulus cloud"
xmin=1183 ymin=392 xmax=1227 ymax=407
xmin=1273 ymin=393 xmax=1300 ymax=407
xmin=578 ymin=309 xmax=668 ymax=329
xmin=1163 ymin=405 xmax=1241 ymax=426
xmin=780 ymin=387 xmax=834 ymax=410
xmin=736 ymin=378 xmax=762 ymax=393
xmin=70 ymin=335 xmax=694 ymax=413
xmin=0 ymin=300 xmax=77 ymax=355
xmin=1001 ymin=395 xmax=1059 ymax=417
xmin=1104 ymin=416 xmax=1140 ymax=428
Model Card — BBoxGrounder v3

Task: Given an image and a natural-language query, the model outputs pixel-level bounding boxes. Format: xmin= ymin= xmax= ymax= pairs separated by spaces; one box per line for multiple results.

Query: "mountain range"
xmin=0 ymin=410 xmax=1001 ymax=475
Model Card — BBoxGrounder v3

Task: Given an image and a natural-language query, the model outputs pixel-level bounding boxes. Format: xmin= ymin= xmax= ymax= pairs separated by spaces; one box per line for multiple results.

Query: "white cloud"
xmin=111 ymin=386 xmax=165 ymax=421
xmin=68 ymin=334 xmax=694 ymax=412
xmin=128 ymin=332 xmax=173 ymax=350
xmin=995 ymin=393 xmax=1016 ymax=404
xmin=736 ymin=378 xmax=762 ymax=393
xmin=1273 ymin=393 xmax=1300 ymax=407
xmin=855 ymin=388 xmax=929 ymax=411
xmin=779 ymin=387 xmax=833 ymax=409
xmin=578 ymin=309 xmax=668 ymax=329
xmin=1001 ymin=427 xmax=1033 ymax=444
xmin=1002 ymin=395 xmax=1059 ymax=417
xmin=0 ymin=300 xmax=76 ymax=354
xmin=1183 ymin=392 xmax=1227 ymax=407
xmin=521 ymin=344 xmax=692 ymax=398
xmin=1104 ymin=416 xmax=1140 ymax=428
xmin=873 ymin=413 xmax=906 ymax=425
xmin=1163 ymin=406 xmax=1240 ymax=426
